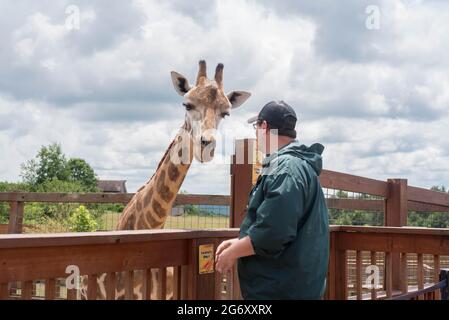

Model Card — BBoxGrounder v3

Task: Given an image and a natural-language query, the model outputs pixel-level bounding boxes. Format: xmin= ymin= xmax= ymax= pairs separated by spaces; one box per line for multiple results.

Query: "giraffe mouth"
xmin=197 ymin=144 xmax=215 ymax=163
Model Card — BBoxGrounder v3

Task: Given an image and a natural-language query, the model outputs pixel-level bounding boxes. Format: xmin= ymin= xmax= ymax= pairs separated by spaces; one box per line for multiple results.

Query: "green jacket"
xmin=238 ymin=140 xmax=329 ymax=300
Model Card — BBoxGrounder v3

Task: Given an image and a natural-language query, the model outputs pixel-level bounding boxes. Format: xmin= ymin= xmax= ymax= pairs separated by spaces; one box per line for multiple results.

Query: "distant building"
xmin=97 ymin=180 xmax=127 ymax=193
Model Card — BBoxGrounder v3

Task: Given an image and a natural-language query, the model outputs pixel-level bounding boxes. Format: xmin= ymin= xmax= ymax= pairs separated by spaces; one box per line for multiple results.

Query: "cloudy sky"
xmin=0 ymin=0 xmax=448 ymax=194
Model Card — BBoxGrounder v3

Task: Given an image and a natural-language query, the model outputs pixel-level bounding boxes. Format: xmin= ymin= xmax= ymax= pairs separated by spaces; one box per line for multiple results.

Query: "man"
xmin=215 ymin=100 xmax=329 ymax=300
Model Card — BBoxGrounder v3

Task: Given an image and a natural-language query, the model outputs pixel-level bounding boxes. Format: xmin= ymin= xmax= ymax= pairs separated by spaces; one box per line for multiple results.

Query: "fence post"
xmin=7 ymin=201 xmax=24 ymax=234
xmin=186 ymin=238 xmax=219 ymax=300
xmin=440 ymin=269 xmax=449 ymax=300
xmin=384 ymin=179 xmax=407 ymax=292
xmin=230 ymin=139 xmax=256 ymax=229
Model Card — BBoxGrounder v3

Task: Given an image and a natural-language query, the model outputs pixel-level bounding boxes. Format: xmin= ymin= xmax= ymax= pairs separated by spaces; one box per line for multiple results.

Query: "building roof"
xmin=97 ymin=180 xmax=127 ymax=193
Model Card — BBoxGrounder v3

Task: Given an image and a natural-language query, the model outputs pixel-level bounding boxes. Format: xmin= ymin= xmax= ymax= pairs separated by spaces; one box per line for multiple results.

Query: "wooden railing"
xmin=0 ymin=193 xmax=231 ymax=234
xmin=327 ymin=226 xmax=449 ymax=300
xmin=0 ymin=229 xmax=239 ymax=300
xmin=2 ymin=226 xmax=449 ymax=300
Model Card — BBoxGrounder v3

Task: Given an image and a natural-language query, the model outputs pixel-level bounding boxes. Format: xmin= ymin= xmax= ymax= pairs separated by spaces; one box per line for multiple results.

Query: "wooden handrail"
xmin=0 ymin=192 xmax=231 ymax=206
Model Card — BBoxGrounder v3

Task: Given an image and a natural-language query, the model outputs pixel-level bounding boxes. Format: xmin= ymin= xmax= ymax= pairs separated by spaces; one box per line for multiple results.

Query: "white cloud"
xmin=1 ymin=0 xmax=449 ymax=194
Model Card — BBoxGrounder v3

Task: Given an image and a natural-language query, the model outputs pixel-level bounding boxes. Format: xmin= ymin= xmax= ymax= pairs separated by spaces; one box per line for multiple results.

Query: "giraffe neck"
xmin=117 ymin=126 xmax=194 ymax=230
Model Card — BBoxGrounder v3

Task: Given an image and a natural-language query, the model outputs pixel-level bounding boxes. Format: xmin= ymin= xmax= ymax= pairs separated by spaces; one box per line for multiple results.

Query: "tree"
xmin=20 ymin=143 xmax=98 ymax=190
xmin=67 ymin=158 xmax=98 ymax=191
xmin=21 ymin=143 xmax=68 ymax=187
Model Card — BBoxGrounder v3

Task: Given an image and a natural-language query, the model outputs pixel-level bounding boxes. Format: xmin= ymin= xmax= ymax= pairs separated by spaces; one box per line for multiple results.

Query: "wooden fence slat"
xmin=0 ymin=283 xmax=8 ymax=300
xmin=125 ymin=271 xmax=134 ymax=300
xmin=45 ymin=279 xmax=55 ymax=300
xmin=401 ymin=253 xmax=408 ymax=294
xmin=434 ymin=255 xmax=441 ymax=300
xmin=385 ymin=252 xmax=392 ymax=298
xmin=370 ymin=251 xmax=377 ymax=300
xmin=143 ymin=269 xmax=153 ymax=300
xmin=417 ymin=254 xmax=424 ymax=300
xmin=67 ymin=288 xmax=77 ymax=300
xmin=106 ymin=272 xmax=116 ymax=300
xmin=158 ymin=268 xmax=167 ymax=300
xmin=173 ymin=266 xmax=182 ymax=300
xmin=181 ymin=266 xmax=188 ymax=300
xmin=22 ymin=280 xmax=32 ymax=300
xmin=335 ymin=249 xmax=347 ymax=300
xmin=87 ymin=274 xmax=97 ymax=300
xmin=356 ymin=251 xmax=362 ymax=300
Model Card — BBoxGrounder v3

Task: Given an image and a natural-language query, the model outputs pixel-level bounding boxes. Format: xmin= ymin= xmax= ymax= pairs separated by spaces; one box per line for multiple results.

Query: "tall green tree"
xmin=67 ymin=158 xmax=98 ymax=191
xmin=20 ymin=143 xmax=98 ymax=190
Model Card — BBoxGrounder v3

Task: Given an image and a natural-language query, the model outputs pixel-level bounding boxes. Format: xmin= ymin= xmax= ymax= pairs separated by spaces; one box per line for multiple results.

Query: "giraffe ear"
xmin=171 ymin=71 xmax=191 ymax=96
xmin=227 ymin=91 xmax=251 ymax=109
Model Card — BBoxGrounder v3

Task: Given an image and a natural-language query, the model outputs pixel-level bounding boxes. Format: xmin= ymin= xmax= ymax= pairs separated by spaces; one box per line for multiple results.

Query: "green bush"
xmin=68 ymin=205 xmax=98 ymax=232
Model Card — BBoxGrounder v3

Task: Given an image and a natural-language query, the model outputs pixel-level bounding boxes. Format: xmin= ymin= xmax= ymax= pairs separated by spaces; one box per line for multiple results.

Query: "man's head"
xmin=247 ymin=101 xmax=298 ymax=155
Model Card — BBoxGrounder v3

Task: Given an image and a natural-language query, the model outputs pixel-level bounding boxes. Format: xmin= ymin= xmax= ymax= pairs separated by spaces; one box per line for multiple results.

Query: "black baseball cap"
xmin=247 ymin=100 xmax=298 ymax=138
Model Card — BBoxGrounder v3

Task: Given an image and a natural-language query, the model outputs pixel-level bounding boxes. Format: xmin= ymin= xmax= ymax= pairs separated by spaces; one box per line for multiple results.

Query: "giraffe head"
xmin=171 ymin=60 xmax=251 ymax=163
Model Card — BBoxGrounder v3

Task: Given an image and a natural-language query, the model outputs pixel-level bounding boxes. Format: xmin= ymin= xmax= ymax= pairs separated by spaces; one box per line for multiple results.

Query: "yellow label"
xmin=199 ymin=244 xmax=215 ymax=274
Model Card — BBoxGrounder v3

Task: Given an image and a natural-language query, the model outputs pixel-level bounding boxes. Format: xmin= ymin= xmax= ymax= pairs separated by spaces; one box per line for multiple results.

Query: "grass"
xmin=97 ymin=212 xmax=229 ymax=230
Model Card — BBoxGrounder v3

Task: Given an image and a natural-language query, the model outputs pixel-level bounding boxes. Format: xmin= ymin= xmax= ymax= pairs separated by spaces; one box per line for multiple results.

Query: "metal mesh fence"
xmin=16 ymin=202 xmax=230 ymax=233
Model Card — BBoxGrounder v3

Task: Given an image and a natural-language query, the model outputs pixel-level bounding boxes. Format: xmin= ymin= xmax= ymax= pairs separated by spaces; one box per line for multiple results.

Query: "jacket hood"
xmin=263 ymin=140 xmax=324 ymax=175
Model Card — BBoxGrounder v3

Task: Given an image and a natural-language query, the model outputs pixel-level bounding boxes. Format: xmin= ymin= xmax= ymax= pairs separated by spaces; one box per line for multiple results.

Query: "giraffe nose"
xmin=201 ymin=137 xmax=216 ymax=148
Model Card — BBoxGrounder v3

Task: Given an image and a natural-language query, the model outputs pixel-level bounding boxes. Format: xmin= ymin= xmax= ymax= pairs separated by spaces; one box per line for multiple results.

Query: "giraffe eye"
xmin=183 ymin=103 xmax=194 ymax=111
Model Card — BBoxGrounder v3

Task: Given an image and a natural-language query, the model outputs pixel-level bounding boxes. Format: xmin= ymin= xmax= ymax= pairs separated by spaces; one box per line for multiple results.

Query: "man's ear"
xmin=171 ymin=71 xmax=191 ymax=96
xmin=227 ymin=91 xmax=251 ymax=109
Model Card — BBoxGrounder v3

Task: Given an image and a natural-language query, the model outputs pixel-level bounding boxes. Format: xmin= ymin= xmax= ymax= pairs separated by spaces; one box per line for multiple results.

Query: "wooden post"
xmin=440 ymin=269 xmax=449 ymax=300
xmin=384 ymin=179 xmax=407 ymax=291
xmin=186 ymin=238 xmax=219 ymax=300
xmin=8 ymin=201 xmax=24 ymax=234
xmin=229 ymin=139 xmax=256 ymax=300
xmin=230 ymin=139 xmax=256 ymax=229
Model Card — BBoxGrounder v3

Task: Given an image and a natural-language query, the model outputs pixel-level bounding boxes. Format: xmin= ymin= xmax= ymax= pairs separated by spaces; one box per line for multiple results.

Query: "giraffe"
xmin=88 ymin=61 xmax=251 ymax=300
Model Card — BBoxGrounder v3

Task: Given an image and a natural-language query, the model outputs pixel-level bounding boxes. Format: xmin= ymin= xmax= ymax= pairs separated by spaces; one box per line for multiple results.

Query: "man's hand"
xmin=215 ymin=237 xmax=255 ymax=274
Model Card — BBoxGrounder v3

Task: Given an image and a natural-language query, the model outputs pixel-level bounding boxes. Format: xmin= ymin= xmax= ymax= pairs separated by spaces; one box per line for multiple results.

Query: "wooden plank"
xmin=87 ymin=274 xmax=97 ymax=300
xmin=408 ymin=186 xmax=449 ymax=208
xmin=0 ymin=229 xmax=239 ymax=249
xmin=0 ymin=283 xmax=8 ymax=299
xmin=106 ymin=272 xmax=116 ymax=300
xmin=408 ymin=201 xmax=449 ymax=213
xmin=326 ymin=232 xmax=336 ymax=300
xmin=230 ymin=139 xmax=256 ymax=228
xmin=125 ymin=270 xmax=134 ymax=300
xmin=158 ymin=268 xmax=167 ymax=300
xmin=417 ymin=254 xmax=424 ymax=300
xmin=173 ymin=266 xmax=182 ymax=300
xmin=45 ymin=279 xmax=55 ymax=300
xmin=0 ymin=240 xmax=188 ymax=283
xmin=320 ymin=169 xmax=388 ymax=197
xmin=335 ymin=232 xmax=449 ymax=255
xmin=22 ymin=281 xmax=32 ymax=300
xmin=335 ymin=249 xmax=347 ymax=300
xmin=181 ymin=266 xmax=188 ymax=300
xmin=66 ymin=288 xmax=77 ymax=300
xmin=356 ymin=251 xmax=362 ymax=300
xmin=7 ymin=201 xmax=24 ymax=234
xmin=143 ymin=269 xmax=152 ymax=300
xmin=0 ymin=192 xmax=230 ymax=206
xmin=326 ymin=199 xmax=383 ymax=211
xmin=385 ymin=252 xmax=392 ymax=298
xmin=336 ymin=225 xmax=449 ymax=236
xmin=370 ymin=251 xmax=377 ymax=300
xmin=400 ymin=253 xmax=408 ymax=294
xmin=434 ymin=255 xmax=441 ymax=300
xmin=385 ymin=179 xmax=408 ymax=227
